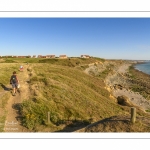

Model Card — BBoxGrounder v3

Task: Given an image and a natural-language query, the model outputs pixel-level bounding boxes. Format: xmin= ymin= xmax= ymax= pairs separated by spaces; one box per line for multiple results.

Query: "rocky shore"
xmin=105 ymin=61 xmax=150 ymax=112
xmin=84 ymin=59 xmax=150 ymax=112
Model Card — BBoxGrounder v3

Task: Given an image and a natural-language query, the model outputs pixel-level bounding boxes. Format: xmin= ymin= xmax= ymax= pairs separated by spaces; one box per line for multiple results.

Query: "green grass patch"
xmin=0 ymin=64 xmax=18 ymax=92
xmin=0 ymin=58 xmax=42 ymax=63
xmin=128 ymin=64 xmax=150 ymax=100
xmin=39 ymin=57 xmax=104 ymax=67
xmin=146 ymin=109 xmax=150 ymax=112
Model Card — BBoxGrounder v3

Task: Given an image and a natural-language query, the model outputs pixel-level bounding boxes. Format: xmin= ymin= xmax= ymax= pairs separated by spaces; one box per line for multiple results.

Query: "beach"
xmin=105 ymin=61 xmax=150 ymax=112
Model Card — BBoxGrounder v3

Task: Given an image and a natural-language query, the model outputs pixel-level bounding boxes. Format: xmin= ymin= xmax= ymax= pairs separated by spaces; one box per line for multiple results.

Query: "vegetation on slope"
xmin=20 ymin=63 xmax=127 ymax=131
xmin=128 ymin=65 xmax=150 ymax=100
xmin=0 ymin=58 xmax=41 ymax=63
xmin=0 ymin=58 xmax=150 ymax=132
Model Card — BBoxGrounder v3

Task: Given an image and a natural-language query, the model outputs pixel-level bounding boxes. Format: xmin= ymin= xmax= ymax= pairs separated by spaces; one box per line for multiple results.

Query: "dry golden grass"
xmin=0 ymin=58 xmax=150 ymax=132
xmin=20 ymin=62 xmax=129 ymax=131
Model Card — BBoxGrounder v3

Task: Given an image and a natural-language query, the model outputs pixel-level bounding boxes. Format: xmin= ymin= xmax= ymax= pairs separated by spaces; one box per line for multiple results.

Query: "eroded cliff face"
xmin=84 ymin=60 xmax=150 ymax=112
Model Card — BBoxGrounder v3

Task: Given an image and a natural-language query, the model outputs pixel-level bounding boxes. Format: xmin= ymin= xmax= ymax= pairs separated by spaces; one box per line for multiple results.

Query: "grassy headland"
xmin=0 ymin=57 xmax=150 ymax=132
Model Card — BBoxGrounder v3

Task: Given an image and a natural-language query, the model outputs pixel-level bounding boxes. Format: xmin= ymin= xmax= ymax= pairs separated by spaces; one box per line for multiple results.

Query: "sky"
xmin=0 ymin=18 xmax=150 ymax=60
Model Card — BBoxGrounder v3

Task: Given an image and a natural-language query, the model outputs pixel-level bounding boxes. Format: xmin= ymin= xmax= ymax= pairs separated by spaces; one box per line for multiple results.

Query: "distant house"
xmin=32 ymin=55 xmax=36 ymax=58
xmin=6 ymin=55 xmax=13 ymax=58
xmin=37 ymin=55 xmax=42 ymax=58
xmin=18 ymin=56 xmax=26 ymax=58
xmin=41 ymin=56 xmax=46 ymax=58
xmin=13 ymin=56 xmax=17 ymax=58
xmin=46 ymin=55 xmax=55 ymax=58
xmin=81 ymin=55 xmax=90 ymax=58
xmin=59 ymin=55 xmax=67 ymax=59
xmin=26 ymin=55 xmax=31 ymax=58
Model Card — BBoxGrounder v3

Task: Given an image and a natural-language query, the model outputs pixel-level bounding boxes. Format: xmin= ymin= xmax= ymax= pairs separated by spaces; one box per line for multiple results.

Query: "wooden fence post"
xmin=48 ymin=112 xmax=50 ymax=124
xmin=131 ymin=107 xmax=136 ymax=123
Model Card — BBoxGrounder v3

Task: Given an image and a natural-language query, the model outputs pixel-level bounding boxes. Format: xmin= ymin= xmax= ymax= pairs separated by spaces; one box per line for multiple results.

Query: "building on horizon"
xmin=59 ymin=55 xmax=67 ymax=59
xmin=18 ymin=56 xmax=26 ymax=58
xmin=81 ymin=55 xmax=90 ymax=58
xmin=13 ymin=56 xmax=17 ymax=58
xmin=5 ymin=55 xmax=13 ymax=58
xmin=37 ymin=55 xmax=42 ymax=58
xmin=32 ymin=55 xmax=36 ymax=58
xmin=46 ymin=55 xmax=55 ymax=58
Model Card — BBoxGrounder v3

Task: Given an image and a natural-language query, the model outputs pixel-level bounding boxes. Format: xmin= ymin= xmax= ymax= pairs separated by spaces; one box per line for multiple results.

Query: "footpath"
xmin=3 ymin=64 xmax=31 ymax=132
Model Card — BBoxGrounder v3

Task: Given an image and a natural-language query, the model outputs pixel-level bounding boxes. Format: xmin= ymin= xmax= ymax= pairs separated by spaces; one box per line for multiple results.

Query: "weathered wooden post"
xmin=48 ymin=111 xmax=50 ymax=124
xmin=131 ymin=107 xmax=136 ymax=123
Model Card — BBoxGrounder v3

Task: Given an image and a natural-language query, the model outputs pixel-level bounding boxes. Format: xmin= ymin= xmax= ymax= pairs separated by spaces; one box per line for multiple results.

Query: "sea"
xmin=134 ymin=61 xmax=150 ymax=75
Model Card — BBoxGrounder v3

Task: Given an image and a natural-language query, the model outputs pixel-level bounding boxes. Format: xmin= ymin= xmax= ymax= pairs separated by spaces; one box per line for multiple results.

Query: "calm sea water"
xmin=134 ymin=62 xmax=150 ymax=75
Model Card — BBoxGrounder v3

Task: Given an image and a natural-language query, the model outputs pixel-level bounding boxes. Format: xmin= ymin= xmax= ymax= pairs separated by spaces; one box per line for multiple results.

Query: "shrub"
xmin=21 ymin=100 xmax=49 ymax=130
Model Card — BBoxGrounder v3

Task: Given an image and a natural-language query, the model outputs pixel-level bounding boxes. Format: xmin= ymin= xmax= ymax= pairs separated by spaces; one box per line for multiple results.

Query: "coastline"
xmin=105 ymin=61 xmax=150 ymax=112
xmin=132 ymin=61 xmax=150 ymax=75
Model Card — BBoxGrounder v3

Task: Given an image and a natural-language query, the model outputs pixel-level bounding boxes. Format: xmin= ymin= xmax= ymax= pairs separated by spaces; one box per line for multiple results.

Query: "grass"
xmin=0 ymin=58 xmax=150 ymax=132
xmin=128 ymin=65 xmax=150 ymax=100
xmin=98 ymin=68 xmax=111 ymax=79
xmin=0 ymin=93 xmax=10 ymax=108
xmin=0 ymin=58 xmax=42 ymax=63
xmin=19 ymin=63 xmax=129 ymax=131
xmin=0 ymin=90 xmax=10 ymax=132
xmin=1 ymin=57 xmax=105 ymax=67
xmin=39 ymin=57 xmax=104 ymax=67
xmin=0 ymin=116 xmax=6 ymax=132
xmin=0 ymin=63 xmax=19 ymax=91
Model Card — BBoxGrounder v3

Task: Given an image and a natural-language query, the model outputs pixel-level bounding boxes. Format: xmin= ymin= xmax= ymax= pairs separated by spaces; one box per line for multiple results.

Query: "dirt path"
xmin=4 ymin=64 xmax=31 ymax=132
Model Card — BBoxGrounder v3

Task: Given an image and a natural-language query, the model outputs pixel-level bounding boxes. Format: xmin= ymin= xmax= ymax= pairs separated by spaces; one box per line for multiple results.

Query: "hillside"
xmin=0 ymin=57 xmax=150 ymax=132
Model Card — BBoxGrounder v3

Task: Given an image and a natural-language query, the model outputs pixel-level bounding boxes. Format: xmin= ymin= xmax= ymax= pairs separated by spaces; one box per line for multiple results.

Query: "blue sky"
xmin=0 ymin=18 xmax=150 ymax=60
